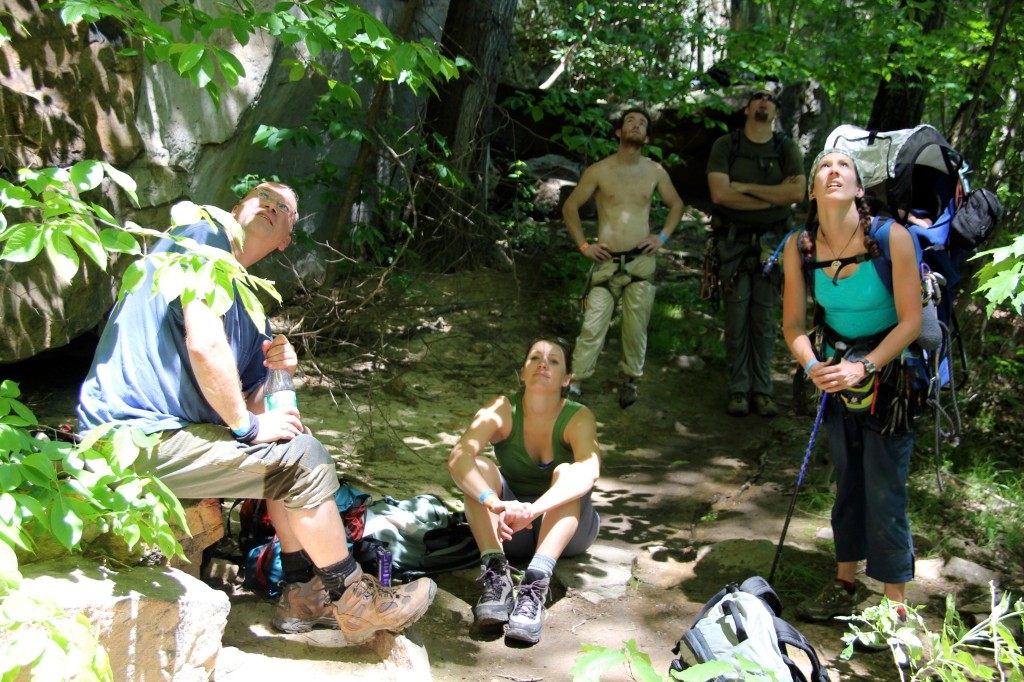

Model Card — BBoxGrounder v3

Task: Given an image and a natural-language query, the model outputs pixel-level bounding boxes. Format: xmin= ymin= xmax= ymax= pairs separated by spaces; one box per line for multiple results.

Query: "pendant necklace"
xmin=820 ymin=225 xmax=860 ymax=273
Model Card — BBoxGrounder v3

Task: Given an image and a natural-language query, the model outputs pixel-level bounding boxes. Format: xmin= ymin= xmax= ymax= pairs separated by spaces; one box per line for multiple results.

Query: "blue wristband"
xmin=478 ymin=489 xmax=496 ymax=504
xmin=658 ymin=232 xmax=667 ymax=243
xmin=804 ymin=358 xmax=820 ymax=373
xmin=231 ymin=411 xmax=259 ymax=444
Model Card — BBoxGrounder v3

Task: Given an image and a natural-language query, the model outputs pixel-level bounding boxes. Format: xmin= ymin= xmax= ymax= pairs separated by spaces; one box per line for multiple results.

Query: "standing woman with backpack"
xmin=781 ymin=150 xmax=922 ymax=633
xmin=447 ymin=336 xmax=601 ymax=645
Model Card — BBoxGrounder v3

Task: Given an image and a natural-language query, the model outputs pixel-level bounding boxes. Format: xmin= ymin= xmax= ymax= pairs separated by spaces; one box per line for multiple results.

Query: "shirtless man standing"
xmin=563 ymin=108 xmax=684 ymax=408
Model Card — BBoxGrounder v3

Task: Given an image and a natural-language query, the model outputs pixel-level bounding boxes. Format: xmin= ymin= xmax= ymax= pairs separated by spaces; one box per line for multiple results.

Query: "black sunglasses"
xmin=750 ymin=92 xmax=778 ymax=104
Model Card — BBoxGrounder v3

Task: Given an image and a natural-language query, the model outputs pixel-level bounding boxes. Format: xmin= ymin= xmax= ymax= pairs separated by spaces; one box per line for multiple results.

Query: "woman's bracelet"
xmin=578 ymin=241 xmax=590 ymax=253
xmin=657 ymin=232 xmax=667 ymax=243
xmin=804 ymin=358 xmax=820 ymax=373
xmin=478 ymin=489 xmax=496 ymax=504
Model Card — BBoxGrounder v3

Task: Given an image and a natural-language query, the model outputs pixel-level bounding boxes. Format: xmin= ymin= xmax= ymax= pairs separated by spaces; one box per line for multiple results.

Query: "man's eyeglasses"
xmin=256 ymin=189 xmax=293 ymax=215
xmin=750 ymin=92 xmax=778 ymax=104
xmin=255 ymin=189 xmax=296 ymax=232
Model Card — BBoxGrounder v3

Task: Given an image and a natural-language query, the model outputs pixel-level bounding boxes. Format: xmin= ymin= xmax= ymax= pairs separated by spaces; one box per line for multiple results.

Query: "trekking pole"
xmin=768 ymin=343 xmax=846 ymax=585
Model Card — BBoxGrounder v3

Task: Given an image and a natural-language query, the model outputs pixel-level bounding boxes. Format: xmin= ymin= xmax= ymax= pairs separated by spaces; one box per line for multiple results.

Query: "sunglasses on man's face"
xmin=750 ymin=92 xmax=778 ymax=104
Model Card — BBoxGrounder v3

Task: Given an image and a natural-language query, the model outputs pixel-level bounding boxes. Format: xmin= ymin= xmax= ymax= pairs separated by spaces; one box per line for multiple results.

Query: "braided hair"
xmin=799 ymin=195 xmax=882 ymax=264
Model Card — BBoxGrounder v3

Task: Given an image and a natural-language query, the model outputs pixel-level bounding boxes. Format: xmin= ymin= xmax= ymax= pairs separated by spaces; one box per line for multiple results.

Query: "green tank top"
xmin=493 ymin=391 xmax=584 ymax=496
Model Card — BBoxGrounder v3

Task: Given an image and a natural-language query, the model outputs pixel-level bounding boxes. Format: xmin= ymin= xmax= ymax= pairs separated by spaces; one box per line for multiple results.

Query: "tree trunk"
xmin=867 ymin=0 xmax=947 ymax=131
xmin=420 ymin=0 xmax=518 ymax=270
xmin=947 ymin=0 xmax=1014 ymax=179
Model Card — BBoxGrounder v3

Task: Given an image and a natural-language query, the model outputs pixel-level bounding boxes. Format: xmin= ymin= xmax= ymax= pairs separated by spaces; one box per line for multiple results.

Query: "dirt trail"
xmin=208 ymin=244 xmax=959 ymax=682
xmin=16 ymin=242 xmax=968 ymax=681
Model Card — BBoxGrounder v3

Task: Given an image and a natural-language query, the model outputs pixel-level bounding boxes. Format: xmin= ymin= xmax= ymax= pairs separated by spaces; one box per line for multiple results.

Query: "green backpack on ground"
xmin=362 ymin=494 xmax=481 ymax=581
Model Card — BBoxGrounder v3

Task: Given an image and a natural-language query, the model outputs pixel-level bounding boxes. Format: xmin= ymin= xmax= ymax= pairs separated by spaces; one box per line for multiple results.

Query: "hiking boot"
xmin=619 ymin=380 xmax=638 ymax=408
xmin=473 ymin=556 xmax=515 ymax=627
xmin=505 ymin=578 xmax=549 ymax=644
xmin=797 ymin=579 xmax=866 ymax=622
xmin=752 ymin=393 xmax=780 ymax=417
xmin=331 ymin=567 xmax=437 ymax=646
xmin=727 ymin=392 xmax=749 ymax=416
xmin=273 ymin=575 xmax=341 ymax=633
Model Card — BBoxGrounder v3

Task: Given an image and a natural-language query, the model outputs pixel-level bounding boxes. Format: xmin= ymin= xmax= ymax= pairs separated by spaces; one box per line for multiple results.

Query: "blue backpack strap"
xmin=870 ymin=215 xmax=923 ymax=293
xmin=870 ymin=216 xmax=894 ymax=292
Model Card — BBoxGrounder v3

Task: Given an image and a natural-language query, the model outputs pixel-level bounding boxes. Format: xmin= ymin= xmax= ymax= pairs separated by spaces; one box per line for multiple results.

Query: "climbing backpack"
xmin=824 ymin=123 xmax=1004 ymax=387
xmin=802 ymin=124 xmax=1004 ymax=484
xmin=669 ymin=576 xmax=830 ymax=682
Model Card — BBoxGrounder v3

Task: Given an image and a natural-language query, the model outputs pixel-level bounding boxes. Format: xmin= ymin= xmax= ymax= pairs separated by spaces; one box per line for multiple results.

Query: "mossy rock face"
xmin=16 ymin=527 xmax=147 ymax=569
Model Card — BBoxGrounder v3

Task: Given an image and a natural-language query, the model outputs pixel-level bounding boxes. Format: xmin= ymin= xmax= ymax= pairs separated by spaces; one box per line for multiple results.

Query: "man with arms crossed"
xmin=707 ymin=88 xmax=805 ymax=417
xmin=563 ymin=108 xmax=685 ymax=408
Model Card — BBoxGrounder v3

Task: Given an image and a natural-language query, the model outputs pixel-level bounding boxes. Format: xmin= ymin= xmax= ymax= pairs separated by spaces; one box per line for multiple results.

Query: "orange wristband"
xmin=579 ymin=241 xmax=590 ymax=253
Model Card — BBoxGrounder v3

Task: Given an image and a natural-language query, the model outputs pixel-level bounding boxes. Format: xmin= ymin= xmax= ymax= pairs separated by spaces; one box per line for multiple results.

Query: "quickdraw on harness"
xmin=699 ymin=234 xmax=721 ymax=308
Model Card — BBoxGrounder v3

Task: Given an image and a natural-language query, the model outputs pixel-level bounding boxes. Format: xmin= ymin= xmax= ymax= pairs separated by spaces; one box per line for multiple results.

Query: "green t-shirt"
xmin=706 ymin=130 xmax=804 ymax=225
xmin=492 ymin=391 xmax=584 ymax=497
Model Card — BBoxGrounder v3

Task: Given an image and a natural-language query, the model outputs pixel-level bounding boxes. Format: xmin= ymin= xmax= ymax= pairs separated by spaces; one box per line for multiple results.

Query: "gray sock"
xmin=525 ymin=553 xmax=556 ymax=582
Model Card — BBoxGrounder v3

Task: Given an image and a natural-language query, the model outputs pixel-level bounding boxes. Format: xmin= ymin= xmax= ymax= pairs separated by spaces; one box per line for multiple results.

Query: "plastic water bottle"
xmin=263 ymin=369 xmax=297 ymax=412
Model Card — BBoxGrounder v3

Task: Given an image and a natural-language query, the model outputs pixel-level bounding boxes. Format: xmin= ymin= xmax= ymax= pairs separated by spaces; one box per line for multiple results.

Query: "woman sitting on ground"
xmin=447 ymin=336 xmax=601 ymax=645
xmin=781 ymin=149 xmax=921 ymax=640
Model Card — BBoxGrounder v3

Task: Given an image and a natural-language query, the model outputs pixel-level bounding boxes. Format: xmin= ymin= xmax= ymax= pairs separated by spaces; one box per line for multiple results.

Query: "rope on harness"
xmin=926 ymin=320 xmax=963 ymax=493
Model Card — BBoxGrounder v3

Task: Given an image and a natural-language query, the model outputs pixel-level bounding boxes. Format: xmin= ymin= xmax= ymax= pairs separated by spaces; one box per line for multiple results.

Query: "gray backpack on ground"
xmin=670 ymin=576 xmax=830 ymax=682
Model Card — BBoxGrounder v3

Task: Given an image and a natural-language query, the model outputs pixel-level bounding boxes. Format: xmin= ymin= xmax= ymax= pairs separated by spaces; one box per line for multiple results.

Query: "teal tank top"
xmin=493 ymin=391 xmax=583 ymax=496
xmin=815 ymin=260 xmax=898 ymax=340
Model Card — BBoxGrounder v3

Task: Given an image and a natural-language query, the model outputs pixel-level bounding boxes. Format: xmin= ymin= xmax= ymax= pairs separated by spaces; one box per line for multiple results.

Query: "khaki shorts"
xmin=138 ymin=423 xmax=340 ymax=511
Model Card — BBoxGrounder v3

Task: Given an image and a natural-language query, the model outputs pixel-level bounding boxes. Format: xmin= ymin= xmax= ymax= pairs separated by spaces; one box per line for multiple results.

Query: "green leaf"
xmin=110 ymin=427 xmax=140 ymax=472
xmin=571 ymin=645 xmax=632 ymax=681
xmin=20 ymin=451 xmax=57 ymax=486
xmin=0 ymin=463 xmax=23 ymax=491
xmin=102 ymin=163 xmax=139 ymax=205
xmin=67 ymin=221 xmax=107 ymax=269
xmin=44 ymin=230 xmax=81 ymax=282
xmin=231 ymin=16 xmax=251 ymax=44
xmin=153 ymin=257 xmax=187 ymax=303
xmin=12 ymin=492 xmax=46 ymax=527
xmin=0 ymin=181 xmax=38 ymax=209
xmin=60 ymin=1 xmax=100 ymax=25
xmin=212 ymin=46 xmax=245 ymax=87
xmin=671 ymin=660 xmax=737 ymax=680
xmin=177 ymin=44 xmax=205 ymax=75
xmin=236 ymin=280 xmax=268 ymax=331
xmin=119 ymin=259 xmax=148 ymax=299
xmin=1 ymin=224 xmax=46 ymax=263
xmin=100 ymin=228 xmax=142 ymax=255
xmin=68 ymin=160 xmax=104 ymax=192
xmin=49 ymin=494 xmax=84 ymax=548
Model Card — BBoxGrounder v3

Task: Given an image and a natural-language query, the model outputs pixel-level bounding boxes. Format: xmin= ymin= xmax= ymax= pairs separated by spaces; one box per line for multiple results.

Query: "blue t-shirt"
xmin=76 ymin=220 xmax=269 ymax=434
xmin=815 ymin=260 xmax=898 ymax=340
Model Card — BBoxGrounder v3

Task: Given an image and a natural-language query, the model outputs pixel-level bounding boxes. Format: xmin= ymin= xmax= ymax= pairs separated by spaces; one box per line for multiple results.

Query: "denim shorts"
xmin=826 ymin=398 xmax=915 ymax=584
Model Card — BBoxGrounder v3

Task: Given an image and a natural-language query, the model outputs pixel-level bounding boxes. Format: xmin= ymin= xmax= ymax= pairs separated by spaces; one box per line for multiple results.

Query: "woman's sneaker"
xmin=474 ymin=556 xmax=515 ymax=627
xmin=273 ymin=575 xmax=341 ymax=633
xmin=330 ymin=567 xmax=436 ymax=646
xmin=797 ymin=579 xmax=866 ymax=621
xmin=504 ymin=578 xmax=549 ymax=645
